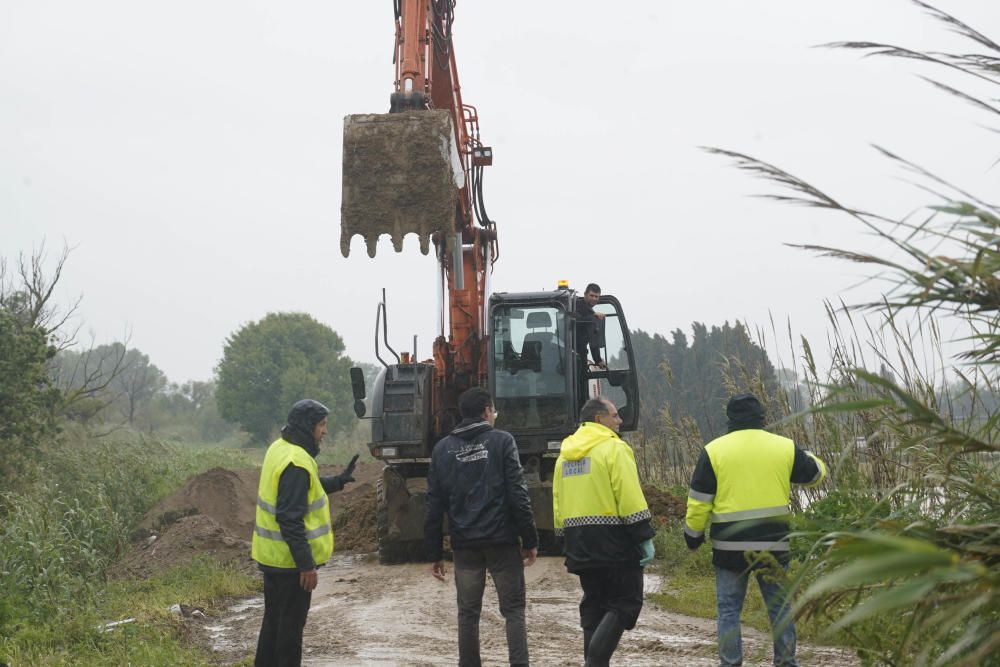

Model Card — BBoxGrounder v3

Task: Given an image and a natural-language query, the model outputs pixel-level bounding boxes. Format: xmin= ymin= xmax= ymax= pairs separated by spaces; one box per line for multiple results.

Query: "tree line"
xmin=0 ymin=248 xmax=368 ymax=491
xmin=2 ymin=244 xmax=795 ymax=481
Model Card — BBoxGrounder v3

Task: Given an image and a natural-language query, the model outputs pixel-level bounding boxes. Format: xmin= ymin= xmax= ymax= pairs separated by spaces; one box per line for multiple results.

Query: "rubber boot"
xmin=585 ymin=611 xmax=625 ymax=667
xmin=583 ymin=627 xmax=595 ymax=661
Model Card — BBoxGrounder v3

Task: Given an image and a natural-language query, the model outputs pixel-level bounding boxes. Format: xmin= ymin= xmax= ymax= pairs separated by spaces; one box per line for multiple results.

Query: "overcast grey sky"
xmin=3 ymin=1 xmax=997 ymax=384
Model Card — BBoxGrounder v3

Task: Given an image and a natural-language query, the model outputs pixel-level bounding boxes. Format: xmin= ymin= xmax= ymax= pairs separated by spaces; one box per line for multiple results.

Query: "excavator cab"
xmin=351 ymin=287 xmax=639 ymax=562
xmin=488 ymin=288 xmax=640 ymax=449
xmin=487 ymin=288 xmax=639 ymax=551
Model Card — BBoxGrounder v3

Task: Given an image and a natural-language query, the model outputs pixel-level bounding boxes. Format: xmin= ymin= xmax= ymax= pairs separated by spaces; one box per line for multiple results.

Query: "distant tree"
xmin=216 ymin=312 xmax=355 ymax=444
xmin=51 ymin=343 xmax=166 ymax=431
xmin=113 ymin=347 xmax=166 ymax=427
xmin=0 ymin=247 xmax=69 ymax=485
xmin=49 ymin=342 xmax=127 ymax=422
xmin=149 ymin=380 xmax=236 ymax=442
xmin=0 ymin=310 xmax=59 ymax=480
xmin=632 ymin=320 xmax=780 ymax=440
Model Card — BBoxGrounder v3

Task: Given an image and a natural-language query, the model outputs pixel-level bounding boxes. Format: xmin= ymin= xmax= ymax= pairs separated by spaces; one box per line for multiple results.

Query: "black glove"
xmin=338 ymin=454 xmax=359 ymax=485
xmin=684 ymin=530 xmax=705 ymax=551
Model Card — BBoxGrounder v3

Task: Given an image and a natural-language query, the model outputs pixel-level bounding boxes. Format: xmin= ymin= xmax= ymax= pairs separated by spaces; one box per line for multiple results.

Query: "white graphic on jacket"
xmin=455 ymin=441 xmax=488 ymax=463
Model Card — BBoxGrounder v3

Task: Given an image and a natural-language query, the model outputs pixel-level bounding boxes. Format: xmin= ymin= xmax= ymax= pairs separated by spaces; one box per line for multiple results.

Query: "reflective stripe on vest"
xmin=254 ymin=523 xmax=332 ymax=542
xmin=710 ymin=505 xmax=789 ymax=522
xmin=712 ymin=539 xmax=791 ymax=552
xmin=256 ymin=494 xmax=328 ymax=516
xmin=688 ymin=488 xmax=715 ymax=503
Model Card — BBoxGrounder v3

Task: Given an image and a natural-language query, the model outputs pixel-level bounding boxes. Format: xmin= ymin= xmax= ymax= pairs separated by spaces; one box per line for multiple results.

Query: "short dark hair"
xmin=585 ymin=283 xmax=601 ymax=295
xmin=459 ymin=386 xmax=493 ymax=419
xmin=579 ymin=397 xmax=611 ymax=423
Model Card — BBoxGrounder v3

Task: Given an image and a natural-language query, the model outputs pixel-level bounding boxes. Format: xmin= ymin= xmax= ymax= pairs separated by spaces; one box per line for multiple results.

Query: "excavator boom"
xmin=340 ymin=4 xmax=642 ymax=564
xmin=340 ymin=0 xmax=494 ymax=434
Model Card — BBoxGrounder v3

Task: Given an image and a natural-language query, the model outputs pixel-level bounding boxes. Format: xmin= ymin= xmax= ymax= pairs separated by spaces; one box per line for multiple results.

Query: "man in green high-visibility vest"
xmin=251 ymin=399 xmax=358 ymax=667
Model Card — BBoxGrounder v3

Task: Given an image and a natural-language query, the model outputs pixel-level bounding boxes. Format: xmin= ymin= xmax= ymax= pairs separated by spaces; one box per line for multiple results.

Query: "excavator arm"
xmin=341 ymin=1 xmax=496 ymax=434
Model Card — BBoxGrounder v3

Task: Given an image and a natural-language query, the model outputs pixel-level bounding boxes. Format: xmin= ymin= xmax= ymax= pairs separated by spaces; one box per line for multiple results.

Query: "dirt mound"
xmin=330 ymin=483 xmax=378 ymax=553
xmin=643 ymin=484 xmax=687 ymax=524
xmin=118 ymin=463 xmax=383 ymax=580
xmin=116 ymin=464 xmax=682 ymax=580
xmin=138 ymin=466 xmax=259 ymax=539
xmin=113 ymin=514 xmax=253 ymax=579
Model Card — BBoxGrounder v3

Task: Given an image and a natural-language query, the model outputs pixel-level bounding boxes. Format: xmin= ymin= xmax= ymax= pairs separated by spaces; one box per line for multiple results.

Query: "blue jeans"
xmin=715 ymin=565 xmax=798 ymax=667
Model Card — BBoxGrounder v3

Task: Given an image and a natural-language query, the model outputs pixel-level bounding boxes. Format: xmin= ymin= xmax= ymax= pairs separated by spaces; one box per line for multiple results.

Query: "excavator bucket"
xmin=340 ymin=110 xmax=463 ymax=258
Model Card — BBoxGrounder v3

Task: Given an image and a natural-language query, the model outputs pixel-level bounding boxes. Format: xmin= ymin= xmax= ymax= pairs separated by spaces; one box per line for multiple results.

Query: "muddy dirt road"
xmin=203 ymin=554 xmax=857 ymax=666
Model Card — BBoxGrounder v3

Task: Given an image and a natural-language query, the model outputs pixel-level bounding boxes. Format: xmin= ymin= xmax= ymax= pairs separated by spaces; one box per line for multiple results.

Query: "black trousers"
xmin=255 ymin=570 xmax=312 ymax=667
xmin=578 ymin=566 xmax=644 ymax=630
xmin=453 ymin=544 xmax=529 ymax=667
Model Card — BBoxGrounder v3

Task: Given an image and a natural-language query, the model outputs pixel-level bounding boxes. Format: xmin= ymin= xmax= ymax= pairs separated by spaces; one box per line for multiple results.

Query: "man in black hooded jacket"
xmin=252 ymin=399 xmax=358 ymax=667
xmin=425 ymin=387 xmax=539 ymax=667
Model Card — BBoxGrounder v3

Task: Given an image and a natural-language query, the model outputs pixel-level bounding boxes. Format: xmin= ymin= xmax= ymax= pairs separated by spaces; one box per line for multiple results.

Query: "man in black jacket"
xmin=574 ymin=283 xmax=606 ymax=369
xmin=425 ymin=387 xmax=539 ymax=667
xmin=572 ymin=283 xmax=606 ymax=413
xmin=252 ymin=399 xmax=359 ymax=667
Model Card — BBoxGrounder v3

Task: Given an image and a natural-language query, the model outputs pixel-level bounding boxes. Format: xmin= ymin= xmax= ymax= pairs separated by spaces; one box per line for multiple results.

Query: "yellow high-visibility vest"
xmin=686 ymin=429 xmax=826 ymax=552
xmin=251 ymin=438 xmax=333 ymax=568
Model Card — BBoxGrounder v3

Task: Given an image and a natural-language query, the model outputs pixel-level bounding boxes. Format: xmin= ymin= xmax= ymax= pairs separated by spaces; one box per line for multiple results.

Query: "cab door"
xmin=588 ymin=295 xmax=641 ymax=431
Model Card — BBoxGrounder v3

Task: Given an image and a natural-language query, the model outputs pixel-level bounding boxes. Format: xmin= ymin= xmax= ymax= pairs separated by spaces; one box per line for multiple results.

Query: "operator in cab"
xmin=574 ymin=282 xmax=606 ymax=370
xmin=571 ymin=282 xmax=606 ymax=411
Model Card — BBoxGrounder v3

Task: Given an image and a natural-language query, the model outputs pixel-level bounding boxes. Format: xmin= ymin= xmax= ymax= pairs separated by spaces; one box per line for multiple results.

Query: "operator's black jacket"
xmin=573 ymin=297 xmax=603 ymax=364
xmin=424 ymin=419 xmax=539 ymax=561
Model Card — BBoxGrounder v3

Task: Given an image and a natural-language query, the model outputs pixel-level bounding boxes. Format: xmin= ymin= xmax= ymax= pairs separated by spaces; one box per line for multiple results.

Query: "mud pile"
xmin=115 ymin=463 xmax=382 ymax=579
xmin=330 ymin=481 xmax=378 ymax=553
xmin=138 ymin=467 xmax=259 ymax=537
xmin=642 ymin=484 xmax=687 ymax=524
xmin=114 ymin=514 xmax=255 ymax=579
xmin=114 ymin=464 xmax=686 ymax=579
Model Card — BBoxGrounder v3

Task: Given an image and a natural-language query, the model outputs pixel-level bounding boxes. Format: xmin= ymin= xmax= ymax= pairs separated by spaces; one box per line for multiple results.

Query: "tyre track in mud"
xmin=204 ymin=554 xmax=858 ymax=666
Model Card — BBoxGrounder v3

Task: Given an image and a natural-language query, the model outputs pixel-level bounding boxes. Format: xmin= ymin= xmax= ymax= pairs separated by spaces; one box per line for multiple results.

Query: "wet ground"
xmin=201 ymin=554 xmax=858 ymax=666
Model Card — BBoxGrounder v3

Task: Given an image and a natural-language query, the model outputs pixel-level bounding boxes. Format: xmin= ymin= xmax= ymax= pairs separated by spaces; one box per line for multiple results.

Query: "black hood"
xmin=726 ymin=392 xmax=765 ymax=432
xmin=280 ymin=399 xmax=330 ymax=456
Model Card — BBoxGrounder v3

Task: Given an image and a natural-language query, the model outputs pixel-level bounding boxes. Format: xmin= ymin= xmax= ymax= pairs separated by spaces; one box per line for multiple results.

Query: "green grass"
xmin=648 ymin=521 xmax=776 ymax=636
xmin=0 ymin=434 xmax=261 ymax=665
xmin=648 ymin=519 xmax=921 ymax=667
xmin=647 ymin=519 xmax=871 ymax=649
xmin=2 ymin=557 xmax=259 ymax=666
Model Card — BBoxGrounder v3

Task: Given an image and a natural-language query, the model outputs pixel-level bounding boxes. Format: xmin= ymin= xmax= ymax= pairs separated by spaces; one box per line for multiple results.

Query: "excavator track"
xmin=375 ymin=469 xmax=428 ymax=565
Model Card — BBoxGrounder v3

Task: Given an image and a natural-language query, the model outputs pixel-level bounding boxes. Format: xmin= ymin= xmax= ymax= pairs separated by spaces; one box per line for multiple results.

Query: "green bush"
xmin=0 ymin=434 xmax=256 ymax=645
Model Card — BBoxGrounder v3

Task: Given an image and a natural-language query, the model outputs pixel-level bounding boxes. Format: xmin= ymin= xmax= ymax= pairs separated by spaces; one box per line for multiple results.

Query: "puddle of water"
xmin=205 ymin=595 xmax=265 ymax=653
xmin=228 ymin=597 xmax=263 ymax=613
xmin=207 ymin=625 xmax=241 ymax=652
xmin=643 ymin=573 xmax=663 ymax=595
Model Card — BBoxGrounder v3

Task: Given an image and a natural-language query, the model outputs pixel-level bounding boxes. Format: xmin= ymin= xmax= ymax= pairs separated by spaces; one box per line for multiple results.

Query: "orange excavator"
xmin=342 ymin=1 xmax=641 ymax=563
